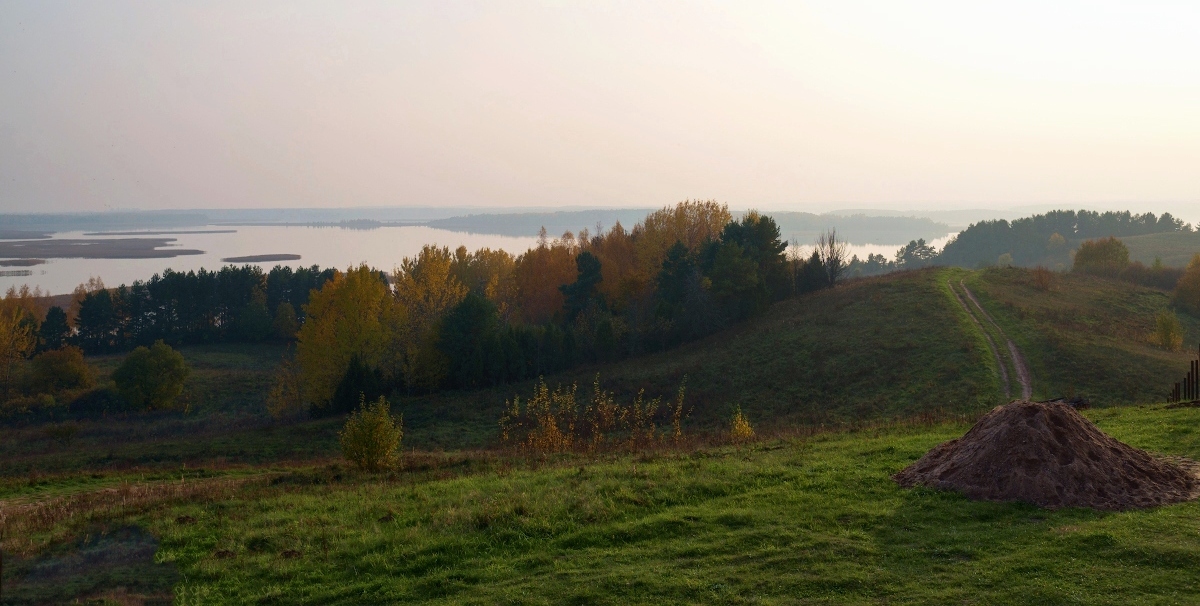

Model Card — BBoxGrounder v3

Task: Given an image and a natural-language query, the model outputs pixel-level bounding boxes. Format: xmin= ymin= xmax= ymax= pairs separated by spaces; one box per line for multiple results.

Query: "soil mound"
xmin=894 ymin=401 xmax=1197 ymax=510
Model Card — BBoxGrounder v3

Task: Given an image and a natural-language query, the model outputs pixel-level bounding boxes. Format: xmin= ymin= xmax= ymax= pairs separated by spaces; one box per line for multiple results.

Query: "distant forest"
xmin=429 ymin=210 xmax=950 ymax=244
xmin=937 ymin=210 xmax=1192 ymax=269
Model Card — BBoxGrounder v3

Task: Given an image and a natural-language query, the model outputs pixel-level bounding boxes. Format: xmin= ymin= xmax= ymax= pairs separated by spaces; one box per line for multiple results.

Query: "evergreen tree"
xmin=38 ymin=306 xmax=71 ymax=351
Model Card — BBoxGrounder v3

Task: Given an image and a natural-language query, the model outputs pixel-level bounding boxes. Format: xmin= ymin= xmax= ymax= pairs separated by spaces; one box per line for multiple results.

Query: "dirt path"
xmin=948 ymin=279 xmax=1011 ymax=399
xmin=959 ymin=280 xmax=1033 ymax=400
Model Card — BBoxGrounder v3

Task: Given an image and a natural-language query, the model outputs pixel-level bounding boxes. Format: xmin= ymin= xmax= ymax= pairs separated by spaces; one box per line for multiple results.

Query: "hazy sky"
xmin=2 ymin=1 xmax=1199 ymax=214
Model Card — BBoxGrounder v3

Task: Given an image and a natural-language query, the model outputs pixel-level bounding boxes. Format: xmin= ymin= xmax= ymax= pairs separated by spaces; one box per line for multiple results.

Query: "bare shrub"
xmin=1031 ymin=266 xmax=1055 ymax=291
xmin=817 ymin=229 xmax=849 ymax=285
xmin=500 ymin=375 xmax=689 ymax=455
xmin=339 ymin=396 xmax=403 ymax=472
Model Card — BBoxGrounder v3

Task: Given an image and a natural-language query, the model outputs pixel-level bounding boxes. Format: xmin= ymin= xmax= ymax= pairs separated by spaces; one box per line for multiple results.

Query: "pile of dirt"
xmin=894 ymin=401 xmax=1198 ymax=510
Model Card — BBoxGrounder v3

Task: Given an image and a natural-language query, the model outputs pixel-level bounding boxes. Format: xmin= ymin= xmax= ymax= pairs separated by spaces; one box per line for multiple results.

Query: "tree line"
xmin=1 ymin=201 xmax=851 ymax=418
xmin=284 ymin=201 xmax=849 ymax=416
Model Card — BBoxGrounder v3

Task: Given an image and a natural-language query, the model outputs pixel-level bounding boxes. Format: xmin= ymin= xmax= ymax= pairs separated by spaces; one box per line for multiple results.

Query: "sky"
xmin=2 ymin=1 xmax=1199 ymax=216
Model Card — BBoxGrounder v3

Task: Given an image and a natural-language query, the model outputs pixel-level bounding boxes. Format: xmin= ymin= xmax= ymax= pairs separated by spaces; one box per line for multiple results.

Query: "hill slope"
xmin=964 ymin=267 xmax=1200 ymax=405
xmin=1121 ymin=231 xmax=1200 ymax=268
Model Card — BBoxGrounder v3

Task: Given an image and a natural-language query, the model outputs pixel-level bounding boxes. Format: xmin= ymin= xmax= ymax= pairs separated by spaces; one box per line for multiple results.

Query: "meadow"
xmin=3 ymin=265 xmax=1200 ymax=603
xmin=6 ymin=405 xmax=1200 ymax=604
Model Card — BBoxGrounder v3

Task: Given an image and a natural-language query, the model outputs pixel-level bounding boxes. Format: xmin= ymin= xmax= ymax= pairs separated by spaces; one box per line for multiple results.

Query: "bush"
xmin=339 ymin=395 xmax=403 ymax=472
xmin=27 ymin=345 xmax=93 ymax=394
xmin=68 ymin=383 xmax=126 ymax=417
xmin=499 ymin=375 xmax=689 ymax=455
xmin=266 ymin=353 xmax=306 ymax=422
xmin=1151 ymin=311 xmax=1184 ymax=351
xmin=1073 ymin=237 xmax=1130 ymax=277
xmin=730 ymin=406 xmax=755 ymax=444
xmin=111 ymin=340 xmax=190 ymax=411
xmin=1120 ymin=259 xmax=1184 ymax=290
xmin=1030 ymin=266 xmax=1056 ymax=291
xmin=1173 ymin=254 xmax=1200 ymax=316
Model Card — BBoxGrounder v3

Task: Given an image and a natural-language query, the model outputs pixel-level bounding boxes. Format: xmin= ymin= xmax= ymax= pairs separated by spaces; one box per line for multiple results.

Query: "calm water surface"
xmin=2 ymin=225 xmax=539 ymax=295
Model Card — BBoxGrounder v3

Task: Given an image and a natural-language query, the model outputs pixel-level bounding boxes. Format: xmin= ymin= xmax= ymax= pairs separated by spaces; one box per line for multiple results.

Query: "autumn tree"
xmin=297 ymin=265 xmax=404 ymax=411
xmin=392 ymin=245 xmax=467 ymax=391
xmin=512 ymin=237 xmax=577 ymax=325
xmin=0 ymin=308 xmax=36 ymax=400
xmin=1173 ymin=254 xmax=1200 ymax=315
xmin=1073 ymin=237 xmax=1130 ymax=277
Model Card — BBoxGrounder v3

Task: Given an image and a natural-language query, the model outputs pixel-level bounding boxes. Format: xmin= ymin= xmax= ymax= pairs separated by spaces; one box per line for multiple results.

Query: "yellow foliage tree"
xmin=296 ymin=265 xmax=405 ymax=410
xmin=0 ymin=308 xmax=38 ymax=399
xmin=392 ymin=245 xmax=467 ymax=390
xmin=1173 ymin=254 xmax=1200 ymax=316
xmin=633 ymin=200 xmax=732 ymax=278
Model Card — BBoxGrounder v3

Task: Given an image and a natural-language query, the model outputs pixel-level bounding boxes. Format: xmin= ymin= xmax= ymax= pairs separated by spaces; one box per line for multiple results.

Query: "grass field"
xmin=5 ymin=266 xmax=1200 ymax=603
xmin=965 ymin=267 xmax=1200 ymax=406
xmin=6 ymin=404 xmax=1200 ymax=604
xmin=1121 ymin=231 xmax=1200 ymax=268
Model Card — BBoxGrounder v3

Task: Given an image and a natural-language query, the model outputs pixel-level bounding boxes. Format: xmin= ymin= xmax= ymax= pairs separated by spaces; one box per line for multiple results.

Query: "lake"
xmin=1 ymin=225 xmax=538 ymax=295
xmin=0 ymin=224 xmax=953 ymax=296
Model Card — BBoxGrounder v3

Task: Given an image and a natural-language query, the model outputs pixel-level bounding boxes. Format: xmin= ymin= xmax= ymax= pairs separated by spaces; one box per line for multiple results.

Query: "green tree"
xmin=112 ymin=340 xmax=190 ymax=410
xmin=1073 ymin=237 xmax=1130 ymax=277
xmin=895 ymin=239 xmax=937 ymax=269
xmin=272 ymin=302 xmax=299 ymax=340
xmin=28 ymin=345 xmax=93 ymax=394
xmin=234 ymin=287 xmax=272 ymax=342
xmin=708 ymin=242 xmax=764 ymax=319
xmin=560 ymin=251 xmax=605 ymax=321
xmin=438 ymin=293 xmax=503 ymax=389
xmin=329 ymin=355 xmax=386 ymax=416
xmin=39 ymin=306 xmax=71 ymax=351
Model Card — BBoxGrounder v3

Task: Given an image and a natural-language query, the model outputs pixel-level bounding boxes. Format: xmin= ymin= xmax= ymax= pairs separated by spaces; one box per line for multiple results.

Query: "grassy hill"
xmin=398 ymin=267 xmax=1003 ymax=449
xmin=1121 ymin=231 xmax=1200 ymax=268
xmin=965 ymin=267 xmax=1200 ymax=406
xmin=7 ymin=265 xmax=1197 ymax=478
xmin=7 ymin=266 xmax=1200 ymax=602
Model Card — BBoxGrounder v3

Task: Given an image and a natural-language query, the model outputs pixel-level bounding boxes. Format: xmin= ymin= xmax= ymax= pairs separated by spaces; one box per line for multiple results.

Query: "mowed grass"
xmin=122 ymin=404 xmax=1200 ymax=605
xmin=966 ymin=267 xmax=1200 ymax=406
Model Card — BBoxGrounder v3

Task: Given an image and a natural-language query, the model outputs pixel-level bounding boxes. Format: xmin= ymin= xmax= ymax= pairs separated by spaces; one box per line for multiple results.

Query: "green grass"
xmin=966 ymin=267 xmax=1200 ymax=405
xmin=12 ymin=265 xmax=1192 ymax=479
xmin=401 ymin=268 xmax=1003 ymax=448
xmin=101 ymin=404 xmax=1200 ymax=604
xmin=1121 ymin=231 xmax=1200 ymax=268
xmin=8 ymin=268 xmax=1200 ymax=602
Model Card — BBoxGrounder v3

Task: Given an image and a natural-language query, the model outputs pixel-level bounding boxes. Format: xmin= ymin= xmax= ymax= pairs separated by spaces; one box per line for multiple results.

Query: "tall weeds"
xmin=500 ymin=375 xmax=689 ymax=455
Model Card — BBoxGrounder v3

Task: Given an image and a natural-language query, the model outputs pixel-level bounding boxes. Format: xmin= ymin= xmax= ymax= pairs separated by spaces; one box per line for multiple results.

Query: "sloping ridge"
xmin=895 ymin=401 xmax=1197 ymax=510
